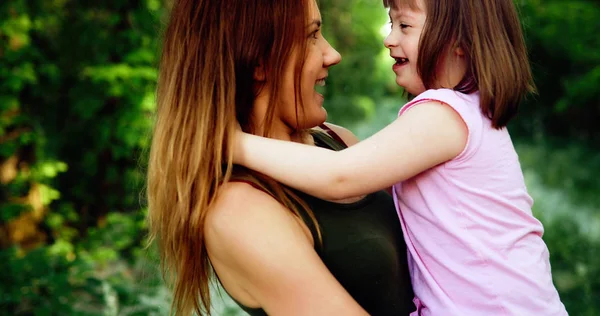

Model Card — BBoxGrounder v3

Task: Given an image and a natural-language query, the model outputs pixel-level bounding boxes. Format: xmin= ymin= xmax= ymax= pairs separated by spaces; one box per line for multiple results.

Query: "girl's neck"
xmin=437 ymin=53 xmax=468 ymax=91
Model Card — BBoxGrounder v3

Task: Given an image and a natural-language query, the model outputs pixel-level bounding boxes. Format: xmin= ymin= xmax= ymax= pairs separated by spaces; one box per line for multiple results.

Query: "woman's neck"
xmin=249 ymin=96 xmax=314 ymax=145
xmin=252 ymin=122 xmax=311 ymax=144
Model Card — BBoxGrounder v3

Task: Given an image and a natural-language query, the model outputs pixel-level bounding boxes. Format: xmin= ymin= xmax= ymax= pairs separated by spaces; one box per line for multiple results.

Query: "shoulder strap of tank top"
xmin=312 ymin=124 xmax=348 ymax=151
xmin=318 ymin=124 xmax=348 ymax=148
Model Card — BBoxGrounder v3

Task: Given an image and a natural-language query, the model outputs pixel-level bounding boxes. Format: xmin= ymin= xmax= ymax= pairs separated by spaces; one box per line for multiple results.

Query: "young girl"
xmin=233 ymin=0 xmax=567 ymax=315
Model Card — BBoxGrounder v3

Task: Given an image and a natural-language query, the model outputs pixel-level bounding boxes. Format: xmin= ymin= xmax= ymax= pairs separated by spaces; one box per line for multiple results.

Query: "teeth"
xmin=395 ymin=58 xmax=408 ymax=63
xmin=315 ymin=79 xmax=326 ymax=86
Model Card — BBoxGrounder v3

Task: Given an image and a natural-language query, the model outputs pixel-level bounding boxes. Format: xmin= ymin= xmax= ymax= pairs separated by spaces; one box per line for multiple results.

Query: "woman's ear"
xmin=454 ymin=46 xmax=465 ymax=57
xmin=254 ymin=62 xmax=266 ymax=81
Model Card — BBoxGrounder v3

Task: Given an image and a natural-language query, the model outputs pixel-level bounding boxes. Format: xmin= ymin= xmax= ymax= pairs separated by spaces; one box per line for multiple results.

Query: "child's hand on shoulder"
xmin=232 ymin=123 xmax=246 ymax=164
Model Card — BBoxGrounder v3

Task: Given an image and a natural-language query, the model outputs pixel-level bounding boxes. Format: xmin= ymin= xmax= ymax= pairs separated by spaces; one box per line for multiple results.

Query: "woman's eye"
xmin=400 ymin=23 xmax=410 ymax=29
xmin=309 ymin=31 xmax=319 ymax=42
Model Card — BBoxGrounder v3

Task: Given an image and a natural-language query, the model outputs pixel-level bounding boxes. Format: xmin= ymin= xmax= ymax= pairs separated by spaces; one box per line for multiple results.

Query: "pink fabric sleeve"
xmin=398 ymin=89 xmax=483 ymax=161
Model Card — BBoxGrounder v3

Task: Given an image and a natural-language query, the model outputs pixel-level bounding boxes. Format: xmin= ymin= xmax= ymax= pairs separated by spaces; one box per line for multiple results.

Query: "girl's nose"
xmin=384 ymin=29 xmax=399 ymax=48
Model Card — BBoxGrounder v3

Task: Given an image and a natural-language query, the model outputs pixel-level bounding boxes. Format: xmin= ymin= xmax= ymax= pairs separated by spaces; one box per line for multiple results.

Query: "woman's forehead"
xmin=308 ymin=0 xmax=321 ymax=20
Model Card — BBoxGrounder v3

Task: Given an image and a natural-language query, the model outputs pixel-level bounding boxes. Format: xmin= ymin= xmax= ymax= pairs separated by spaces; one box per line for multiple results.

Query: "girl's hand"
xmin=232 ymin=126 xmax=246 ymax=165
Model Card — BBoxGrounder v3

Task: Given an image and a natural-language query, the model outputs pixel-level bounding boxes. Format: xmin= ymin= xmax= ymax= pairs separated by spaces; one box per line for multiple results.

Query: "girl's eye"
xmin=400 ymin=23 xmax=410 ymax=29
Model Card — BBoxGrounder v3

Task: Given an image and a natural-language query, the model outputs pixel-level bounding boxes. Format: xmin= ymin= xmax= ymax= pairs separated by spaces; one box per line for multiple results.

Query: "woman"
xmin=146 ymin=0 xmax=414 ymax=315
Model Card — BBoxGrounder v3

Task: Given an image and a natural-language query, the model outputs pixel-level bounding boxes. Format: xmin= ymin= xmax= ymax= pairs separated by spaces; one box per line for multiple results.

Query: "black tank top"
xmin=229 ymin=127 xmax=414 ymax=315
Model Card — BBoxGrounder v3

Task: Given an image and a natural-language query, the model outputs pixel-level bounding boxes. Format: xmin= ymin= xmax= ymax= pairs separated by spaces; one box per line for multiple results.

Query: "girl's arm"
xmin=321 ymin=122 xmax=361 ymax=147
xmin=235 ymin=101 xmax=467 ymax=200
xmin=322 ymin=122 xmax=395 ymax=196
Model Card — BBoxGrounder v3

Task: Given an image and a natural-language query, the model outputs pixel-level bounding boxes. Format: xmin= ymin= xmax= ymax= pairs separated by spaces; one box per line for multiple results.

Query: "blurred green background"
xmin=1 ymin=0 xmax=598 ymax=315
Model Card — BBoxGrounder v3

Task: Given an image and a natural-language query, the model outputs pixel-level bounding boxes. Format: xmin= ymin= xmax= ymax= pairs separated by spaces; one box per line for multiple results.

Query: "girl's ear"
xmin=454 ymin=46 xmax=465 ymax=57
xmin=254 ymin=61 xmax=266 ymax=81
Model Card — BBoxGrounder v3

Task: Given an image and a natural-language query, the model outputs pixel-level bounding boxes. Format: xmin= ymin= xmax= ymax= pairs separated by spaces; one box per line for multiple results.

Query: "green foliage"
xmin=0 ymin=0 xmax=164 ymax=314
xmin=0 ymin=0 xmax=598 ymax=315
xmin=515 ymin=0 xmax=600 ymax=144
xmin=0 ymin=213 xmax=171 ymax=315
xmin=542 ymin=216 xmax=600 ymax=316
xmin=523 ymin=162 xmax=600 ymax=315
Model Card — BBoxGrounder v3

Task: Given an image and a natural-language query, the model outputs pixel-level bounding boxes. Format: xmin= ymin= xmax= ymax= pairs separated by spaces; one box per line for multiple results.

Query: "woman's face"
xmin=278 ymin=0 xmax=342 ymax=130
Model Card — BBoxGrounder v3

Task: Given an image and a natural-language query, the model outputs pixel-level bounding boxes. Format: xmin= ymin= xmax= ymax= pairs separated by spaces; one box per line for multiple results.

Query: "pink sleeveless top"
xmin=392 ymin=89 xmax=567 ymax=315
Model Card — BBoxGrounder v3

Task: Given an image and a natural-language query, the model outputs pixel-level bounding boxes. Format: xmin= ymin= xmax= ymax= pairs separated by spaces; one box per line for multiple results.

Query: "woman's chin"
xmin=314 ymin=91 xmax=325 ymax=106
xmin=300 ymin=109 xmax=327 ymax=130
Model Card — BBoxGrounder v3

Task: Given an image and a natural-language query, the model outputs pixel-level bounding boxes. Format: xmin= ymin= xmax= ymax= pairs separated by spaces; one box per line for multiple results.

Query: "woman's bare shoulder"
xmin=205 ymin=181 xmax=310 ymax=245
xmin=204 ymin=182 xmax=365 ymax=315
xmin=321 ymin=122 xmax=360 ymax=146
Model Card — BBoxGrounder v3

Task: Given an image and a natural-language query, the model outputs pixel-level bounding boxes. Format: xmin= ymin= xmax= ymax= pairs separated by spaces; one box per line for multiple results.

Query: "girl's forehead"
xmin=387 ymin=0 xmax=423 ymax=12
xmin=388 ymin=4 xmax=425 ymax=21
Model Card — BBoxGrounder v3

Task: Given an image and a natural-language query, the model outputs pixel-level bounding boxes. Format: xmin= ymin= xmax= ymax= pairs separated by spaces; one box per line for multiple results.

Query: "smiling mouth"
xmin=314 ymin=77 xmax=327 ymax=95
xmin=394 ymin=57 xmax=409 ymax=65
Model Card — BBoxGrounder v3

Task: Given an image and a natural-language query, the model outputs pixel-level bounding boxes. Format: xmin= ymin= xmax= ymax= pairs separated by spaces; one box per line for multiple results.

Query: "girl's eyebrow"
xmin=389 ymin=8 xmax=418 ymax=20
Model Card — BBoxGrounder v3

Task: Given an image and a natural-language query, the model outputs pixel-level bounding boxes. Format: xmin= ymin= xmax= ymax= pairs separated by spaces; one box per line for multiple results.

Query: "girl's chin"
xmin=395 ymin=79 xmax=425 ymax=95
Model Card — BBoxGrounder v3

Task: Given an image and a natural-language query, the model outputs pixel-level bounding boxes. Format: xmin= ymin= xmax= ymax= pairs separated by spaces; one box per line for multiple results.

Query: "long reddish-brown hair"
xmin=146 ymin=0 xmax=319 ymax=315
xmin=384 ymin=0 xmax=535 ymax=128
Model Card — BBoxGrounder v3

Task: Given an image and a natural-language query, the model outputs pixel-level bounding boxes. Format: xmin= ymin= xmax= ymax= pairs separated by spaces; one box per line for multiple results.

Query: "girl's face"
xmin=384 ymin=1 xmax=427 ymax=95
xmin=384 ymin=0 xmax=467 ymax=95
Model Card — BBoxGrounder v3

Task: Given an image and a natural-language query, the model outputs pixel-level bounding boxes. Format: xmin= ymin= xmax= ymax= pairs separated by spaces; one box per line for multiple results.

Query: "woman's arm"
xmin=205 ymin=182 xmax=368 ymax=316
xmin=235 ymin=102 xmax=467 ymax=200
